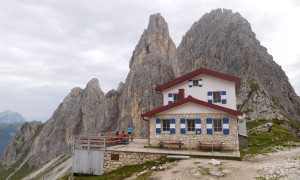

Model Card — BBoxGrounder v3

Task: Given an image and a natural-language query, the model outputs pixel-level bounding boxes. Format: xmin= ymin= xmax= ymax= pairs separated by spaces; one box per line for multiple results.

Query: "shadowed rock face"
xmin=117 ymin=13 xmax=177 ymax=134
xmin=177 ymin=9 xmax=300 ymax=121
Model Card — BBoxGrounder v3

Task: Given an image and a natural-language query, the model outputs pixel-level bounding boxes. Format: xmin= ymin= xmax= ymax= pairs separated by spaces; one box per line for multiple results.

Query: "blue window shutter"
xmin=206 ymin=118 xmax=212 ymax=134
xmin=170 ymin=118 xmax=176 ymax=134
xmin=195 ymin=118 xmax=201 ymax=134
xmin=189 ymin=79 xmax=193 ymax=87
xmin=180 ymin=118 xmax=186 ymax=134
xmin=222 ymin=99 xmax=227 ymax=104
xmin=207 ymin=91 xmax=213 ymax=103
xmin=198 ymin=79 xmax=203 ymax=87
xmin=223 ymin=118 xmax=229 ymax=135
xmin=156 ymin=118 xmax=161 ymax=134
xmin=221 ymin=91 xmax=227 ymax=104
xmin=168 ymin=93 xmax=173 ymax=104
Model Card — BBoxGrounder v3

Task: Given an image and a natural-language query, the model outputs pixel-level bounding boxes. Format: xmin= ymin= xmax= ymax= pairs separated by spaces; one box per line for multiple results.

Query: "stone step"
xmin=167 ymin=155 xmax=190 ymax=159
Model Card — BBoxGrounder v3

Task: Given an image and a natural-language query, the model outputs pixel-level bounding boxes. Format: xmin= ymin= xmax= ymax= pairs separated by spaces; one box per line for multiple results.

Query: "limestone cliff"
xmin=26 ymin=78 xmax=120 ymax=165
xmin=177 ymin=9 xmax=300 ymax=121
xmin=117 ymin=13 xmax=177 ymax=134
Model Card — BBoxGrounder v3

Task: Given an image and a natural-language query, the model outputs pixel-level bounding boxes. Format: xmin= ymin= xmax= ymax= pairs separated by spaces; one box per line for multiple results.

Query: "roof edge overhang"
xmin=141 ymin=96 xmax=243 ymax=118
xmin=155 ymin=67 xmax=241 ymax=94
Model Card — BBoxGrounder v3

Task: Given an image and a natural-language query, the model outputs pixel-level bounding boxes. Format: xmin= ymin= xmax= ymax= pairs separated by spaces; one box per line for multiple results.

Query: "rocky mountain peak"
xmin=118 ymin=13 xmax=178 ymax=134
xmin=86 ymin=78 xmax=99 ymax=88
xmin=147 ymin=13 xmax=169 ymax=36
xmin=177 ymin=8 xmax=300 ymax=121
xmin=129 ymin=13 xmax=177 ymax=70
xmin=85 ymin=78 xmax=104 ymax=96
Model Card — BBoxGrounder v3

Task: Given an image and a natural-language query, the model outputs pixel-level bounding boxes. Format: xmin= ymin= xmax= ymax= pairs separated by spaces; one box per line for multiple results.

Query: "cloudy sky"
xmin=0 ymin=0 xmax=299 ymax=121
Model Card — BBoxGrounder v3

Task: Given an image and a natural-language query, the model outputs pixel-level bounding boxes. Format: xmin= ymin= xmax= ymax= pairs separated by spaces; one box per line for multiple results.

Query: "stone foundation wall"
xmin=103 ymin=151 xmax=164 ymax=173
xmin=149 ymin=113 xmax=239 ymax=150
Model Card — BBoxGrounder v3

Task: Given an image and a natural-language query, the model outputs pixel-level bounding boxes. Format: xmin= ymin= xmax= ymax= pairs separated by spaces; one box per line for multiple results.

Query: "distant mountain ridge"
xmin=0 ymin=110 xmax=26 ymax=157
xmin=0 ymin=110 xmax=26 ymax=123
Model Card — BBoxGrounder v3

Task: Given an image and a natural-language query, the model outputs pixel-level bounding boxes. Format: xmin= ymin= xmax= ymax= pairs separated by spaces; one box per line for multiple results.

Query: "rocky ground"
xmin=141 ymin=147 xmax=300 ymax=180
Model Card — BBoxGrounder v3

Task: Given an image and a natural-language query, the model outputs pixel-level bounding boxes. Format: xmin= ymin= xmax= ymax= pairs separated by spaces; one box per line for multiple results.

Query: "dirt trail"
xmin=150 ymin=147 xmax=300 ymax=180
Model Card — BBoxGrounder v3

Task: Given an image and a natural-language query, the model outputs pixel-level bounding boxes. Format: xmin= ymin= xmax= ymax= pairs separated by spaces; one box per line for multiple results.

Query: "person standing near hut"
xmin=127 ymin=125 xmax=133 ymax=142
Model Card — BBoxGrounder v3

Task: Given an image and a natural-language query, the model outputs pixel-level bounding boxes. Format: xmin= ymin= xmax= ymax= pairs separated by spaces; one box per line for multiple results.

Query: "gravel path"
xmin=149 ymin=147 xmax=300 ymax=180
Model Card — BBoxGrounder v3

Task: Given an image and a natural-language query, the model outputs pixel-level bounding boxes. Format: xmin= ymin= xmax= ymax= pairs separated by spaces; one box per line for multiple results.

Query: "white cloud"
xmin=0 ymin=0 xmax=299 ymax=121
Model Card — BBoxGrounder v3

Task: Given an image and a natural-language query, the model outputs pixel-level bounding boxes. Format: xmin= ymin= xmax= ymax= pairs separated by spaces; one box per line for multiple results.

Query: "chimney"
xmin=179 ymin=89 xmax=185 ymax=100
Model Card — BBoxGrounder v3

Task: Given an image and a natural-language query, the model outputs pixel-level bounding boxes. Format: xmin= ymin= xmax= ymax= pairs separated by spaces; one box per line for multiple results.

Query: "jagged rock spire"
xmin=118 ymin=13 xmax=178 ymax=134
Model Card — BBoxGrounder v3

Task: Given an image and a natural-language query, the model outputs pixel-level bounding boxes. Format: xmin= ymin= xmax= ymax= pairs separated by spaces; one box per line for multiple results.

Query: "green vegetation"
xmin=10 ymin=162 xmax=37 ymax=180
xmin=241 ymin=119 xmax=300 ymax=158
xmin=33 ymin=124 xmax=44 ymax=139
xmin=246 ymin=79 xmax=260 ymax=92
xmin=61 ymin=157 xmax=180 ymax=180
xmin=0 ymin=147 xmax=31 ymax=179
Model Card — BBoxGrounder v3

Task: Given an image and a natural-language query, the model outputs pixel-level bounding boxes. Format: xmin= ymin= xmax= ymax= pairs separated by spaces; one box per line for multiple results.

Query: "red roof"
xmin=155 ymin=67 xmax=241 ymax=94
xmin=141 ymin=96 xmax=243 ymax=117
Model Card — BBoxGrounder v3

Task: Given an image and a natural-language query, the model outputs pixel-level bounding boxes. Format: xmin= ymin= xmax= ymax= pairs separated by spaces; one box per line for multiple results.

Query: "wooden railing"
xmin=74 ymin=136 xmax=106 ymax=150
xmin=73 ymin=132 xmax=133 ymax=150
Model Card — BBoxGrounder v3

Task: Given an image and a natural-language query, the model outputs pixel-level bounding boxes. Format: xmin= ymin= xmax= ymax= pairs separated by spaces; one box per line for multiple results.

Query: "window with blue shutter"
xmin=170 ymin=118 xmax=176 ymax=134
xmin=189 ymin=80 xmax=193 ymax=87
xmin=206 ymin=118 xmax=212 ymax=134
xmin=213 ymin=119 xmax=222 ymax=132
xmin=168 ymin=93 xmax=173 ymax=104
xmin=198 ymin=79 xmax=203 ymax=87
xmin=195 ymin=118 xmax=201 ymax=134
xmin=156 ymin=118 xmax=161 ymax=134
xmin=207 ymin=91 xmax=213 ymax=104
xmin=221 ymin=91 xmax=227 ymax=104
xmin=223 ymin=118 xmax=229 ymax=135
xmin=180 ymin=118 xmax=186 ymax=134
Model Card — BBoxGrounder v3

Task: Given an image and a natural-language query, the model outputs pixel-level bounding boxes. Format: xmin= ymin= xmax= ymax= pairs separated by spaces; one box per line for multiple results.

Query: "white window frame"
xmin=213 ymin=119 xmax=223 ymax=134
xmin=213 ymin=91 xmax=221 ymax=103
xmin=193 ymin=80 xmax=199 ymax=86
xmin=162 ymin=119 xmax=170 ymax=132
xmin=173 ymin=93 xmax=179 ymax=102
xmin=186 ymin=119 xmax=195 ymax=132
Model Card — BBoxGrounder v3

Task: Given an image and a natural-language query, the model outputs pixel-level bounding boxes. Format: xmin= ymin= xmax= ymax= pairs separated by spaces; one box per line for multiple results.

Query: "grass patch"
xmin=241 ymin=119 xmax=300 ymax=157
xmin=62 ymin=157 xmax=180 ymax=180
xmin=33 ymin=124 xmax=44 ymax=139
xmin=0 ymin=147 xmax=30 ymax=179
xmin=9 ymin=162 xmax=38 ymax=180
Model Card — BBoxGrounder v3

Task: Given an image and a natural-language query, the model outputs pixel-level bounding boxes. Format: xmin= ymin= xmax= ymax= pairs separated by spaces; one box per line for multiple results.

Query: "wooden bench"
xmin=199 ymin=141 xmax=223 ymax=151
xmin=159 ymin=140 xmax=183 ymax=149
